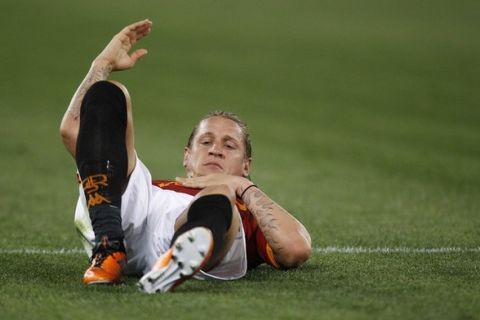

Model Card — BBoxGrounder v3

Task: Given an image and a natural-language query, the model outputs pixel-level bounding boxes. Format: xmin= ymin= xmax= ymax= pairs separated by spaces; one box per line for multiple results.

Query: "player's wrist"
xmin=239 ymin=182 xmax=258 ymax=199
xmin=91 ymin=58 xmax=114 ymax=73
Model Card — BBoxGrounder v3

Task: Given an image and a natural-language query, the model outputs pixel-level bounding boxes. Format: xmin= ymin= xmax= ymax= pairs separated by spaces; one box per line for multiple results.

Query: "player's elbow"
xmin=59 ymin=124 xmax=72 ymax=143
xmin=59 ymin=123 xmax=69 ymax=140
xmin=59 ymin=123 xmax=77 ymax=157
xmin=278 ymin=239 xmax=311 ymax=269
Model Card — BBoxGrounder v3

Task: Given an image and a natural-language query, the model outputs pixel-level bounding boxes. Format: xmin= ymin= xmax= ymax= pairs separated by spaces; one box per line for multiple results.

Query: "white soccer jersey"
xmin=74 ymin=157 xmax=247 ymax=280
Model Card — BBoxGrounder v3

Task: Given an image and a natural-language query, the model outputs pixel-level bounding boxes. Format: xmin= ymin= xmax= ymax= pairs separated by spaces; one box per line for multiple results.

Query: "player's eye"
xmin=200 ymin=140 xmax=211 ymax=145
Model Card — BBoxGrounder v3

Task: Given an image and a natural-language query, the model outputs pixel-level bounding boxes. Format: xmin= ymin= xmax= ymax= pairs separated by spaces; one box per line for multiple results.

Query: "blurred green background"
xmin=0 ymin=1 xmax=479 ymax=318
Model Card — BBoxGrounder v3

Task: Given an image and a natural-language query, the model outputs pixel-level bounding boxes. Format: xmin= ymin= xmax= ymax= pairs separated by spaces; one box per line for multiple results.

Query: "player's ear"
xmin=183 ymin=147 xmax=190 ymax=169
xmin=242 ymin=157 xmax=252 ymax=177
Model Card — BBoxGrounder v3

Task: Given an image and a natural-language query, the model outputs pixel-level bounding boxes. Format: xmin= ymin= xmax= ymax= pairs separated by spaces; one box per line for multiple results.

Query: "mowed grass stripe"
xmin=1 ymin=247 xmax=480 ymax=255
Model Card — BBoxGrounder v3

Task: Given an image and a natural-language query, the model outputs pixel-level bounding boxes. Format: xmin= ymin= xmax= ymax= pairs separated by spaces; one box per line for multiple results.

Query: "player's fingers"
xmin=134 ymin=24 xmax=152 ymax=39
xmin=132 ymin=20 xmax=152 ymax=36
xmin=175 ymin=177 xmax=188 ymax=184
xmin=124 ymin=25 xmax=151 ymax=46
xmin=176 ymin=177 xmax=202 ymax=187
xmin=124 ymin=19 xmax=152 ymax=33
xmin=130 ymin=48 xmax=148 ymax=63
xmin=121 ymin=19 xmax=152 ymax=40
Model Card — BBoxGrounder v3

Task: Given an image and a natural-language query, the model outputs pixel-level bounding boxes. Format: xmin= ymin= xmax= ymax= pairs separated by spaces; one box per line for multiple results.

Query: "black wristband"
xmin=240 ymin=184 xmax=258 ymax=199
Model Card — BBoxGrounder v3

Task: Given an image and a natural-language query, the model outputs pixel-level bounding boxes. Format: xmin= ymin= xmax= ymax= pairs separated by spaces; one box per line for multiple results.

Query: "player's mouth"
xmin=203 ymin=162 xmax=223 ymax=170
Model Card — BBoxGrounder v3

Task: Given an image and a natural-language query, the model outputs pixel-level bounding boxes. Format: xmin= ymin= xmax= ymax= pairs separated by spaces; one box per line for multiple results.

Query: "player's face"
xmin=183 ymin=117 xmax=251 ymax=177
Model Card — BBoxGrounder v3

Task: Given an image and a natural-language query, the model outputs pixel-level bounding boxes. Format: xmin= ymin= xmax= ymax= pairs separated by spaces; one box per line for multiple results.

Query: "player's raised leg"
xmin=138 ymin=185 xmax=241 ymax=293
xmin=76 ymin=80 xmax=134 ymax=284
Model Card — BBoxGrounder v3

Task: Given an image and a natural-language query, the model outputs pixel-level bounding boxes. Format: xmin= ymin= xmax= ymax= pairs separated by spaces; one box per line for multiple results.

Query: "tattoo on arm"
xmin=244 ymin=189 xmax=284 ymax=254
xmin=66 ymin=64 xmax=112 ymax=120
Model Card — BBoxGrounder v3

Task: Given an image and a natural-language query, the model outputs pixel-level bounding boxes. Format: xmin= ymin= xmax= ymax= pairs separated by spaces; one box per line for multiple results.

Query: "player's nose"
xmin=208 ymin=144 xmax=224 ymax=157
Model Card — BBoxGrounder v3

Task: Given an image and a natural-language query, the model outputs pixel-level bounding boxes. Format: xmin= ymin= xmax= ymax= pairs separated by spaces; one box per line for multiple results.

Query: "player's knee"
xmin=81 ymin=81 xmax=128 ymax=126
xmin=197 ymin=184 xmax=236 ymax=206
xmin=173 ymin=193 xmax=234 ymax=258
xmin=107 ymin=80 xmax=132 ymax=112
xmin=189 ymin=194 xmax=233 ymax=225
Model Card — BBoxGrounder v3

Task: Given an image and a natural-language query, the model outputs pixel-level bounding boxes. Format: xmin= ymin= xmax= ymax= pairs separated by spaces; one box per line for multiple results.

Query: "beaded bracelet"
xmin=240 ymin=184 xmax=258 ymax=199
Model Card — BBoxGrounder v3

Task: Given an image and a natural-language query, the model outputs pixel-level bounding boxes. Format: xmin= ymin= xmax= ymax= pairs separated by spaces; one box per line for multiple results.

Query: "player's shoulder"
xmin=152 ymin=179 xmax=179 ymax=189
xmin=152 ymin=179 xmax=201 ymax=196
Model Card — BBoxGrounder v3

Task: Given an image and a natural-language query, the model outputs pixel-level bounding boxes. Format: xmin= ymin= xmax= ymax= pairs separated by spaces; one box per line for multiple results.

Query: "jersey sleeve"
xmin=236 ymin=200 xmax=280 ymax=269
xmin=254 ymin=225 xmax=280 ymax=269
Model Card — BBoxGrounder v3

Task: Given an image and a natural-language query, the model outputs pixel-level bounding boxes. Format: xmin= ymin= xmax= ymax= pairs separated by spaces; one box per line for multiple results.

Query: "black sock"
xmin=171 ymin=194 xmax=233 ymax=263
xmin=76 ymin=81 xmax=128 ymax=245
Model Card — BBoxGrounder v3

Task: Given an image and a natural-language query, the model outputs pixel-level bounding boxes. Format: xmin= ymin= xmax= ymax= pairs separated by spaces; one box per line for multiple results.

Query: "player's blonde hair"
xmin=186 ymin=111 xmax=252 ymax=159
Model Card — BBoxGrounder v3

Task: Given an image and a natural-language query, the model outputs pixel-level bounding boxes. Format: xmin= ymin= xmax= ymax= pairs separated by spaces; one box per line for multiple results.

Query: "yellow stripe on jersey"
xmin=265 ymin=243 xmax=280 ymax=269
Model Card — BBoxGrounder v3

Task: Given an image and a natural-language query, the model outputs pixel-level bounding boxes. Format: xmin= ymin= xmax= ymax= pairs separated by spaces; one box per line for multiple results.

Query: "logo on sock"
xmin=82 ymin=174 xmax=112 ymax=208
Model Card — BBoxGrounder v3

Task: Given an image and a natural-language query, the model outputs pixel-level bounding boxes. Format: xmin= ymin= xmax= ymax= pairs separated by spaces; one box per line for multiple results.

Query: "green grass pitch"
xmin=1 ymin=1 xmax=479 ymax=319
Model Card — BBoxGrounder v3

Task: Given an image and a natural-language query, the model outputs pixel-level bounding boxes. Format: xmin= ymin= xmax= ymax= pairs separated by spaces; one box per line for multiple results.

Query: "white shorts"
xmin=74 ymin=157 xmax=247 ymax=280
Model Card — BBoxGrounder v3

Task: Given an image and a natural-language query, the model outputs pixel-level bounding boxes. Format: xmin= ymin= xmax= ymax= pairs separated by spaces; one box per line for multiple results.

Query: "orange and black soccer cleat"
xmin=138 ymin=227 xmax=214 ymax=293
xmin=83 ymin=237 xmax=127 ymax=285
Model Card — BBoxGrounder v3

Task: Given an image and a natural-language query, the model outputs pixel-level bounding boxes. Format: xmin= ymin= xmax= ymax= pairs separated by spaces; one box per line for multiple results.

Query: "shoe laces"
xmin=89 ymin=236 xmax=125 ymax=264
xmin=92 ymin=251 xmax=109 ymax=267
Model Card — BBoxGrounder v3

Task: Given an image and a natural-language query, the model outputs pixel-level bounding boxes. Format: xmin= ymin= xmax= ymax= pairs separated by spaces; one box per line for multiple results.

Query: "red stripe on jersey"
xmin=152 ymin=179 xmax=278 ymax=269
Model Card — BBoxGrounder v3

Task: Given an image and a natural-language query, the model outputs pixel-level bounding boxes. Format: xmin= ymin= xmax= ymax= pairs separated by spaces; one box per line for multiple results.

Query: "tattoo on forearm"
xmin=244 ymin=189 xmax=284 ymax=253
xmin=66 ymin=64 xmax=112 ymax=120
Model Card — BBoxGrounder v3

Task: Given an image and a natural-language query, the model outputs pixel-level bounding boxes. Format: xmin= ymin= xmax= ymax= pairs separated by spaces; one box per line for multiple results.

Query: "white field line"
xmin=0 ymin=247 xmax=480 ymax=255
xmin=314 ymin=246 xmax=480 ymax=254
xmin=0 ymin=248 xmax=85 ymax=255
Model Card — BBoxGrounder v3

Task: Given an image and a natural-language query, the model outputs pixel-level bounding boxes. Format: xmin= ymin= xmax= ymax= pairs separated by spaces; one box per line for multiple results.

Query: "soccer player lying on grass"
xmin=59 ymin=19 xmax=311 ymax=293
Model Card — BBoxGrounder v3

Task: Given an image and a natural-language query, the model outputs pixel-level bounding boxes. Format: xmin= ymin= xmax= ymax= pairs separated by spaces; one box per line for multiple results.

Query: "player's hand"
xmin=176 ymin=174 xmax=252 ymax=197
xmin=94 ymin=19 xmax=152 ymax=71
